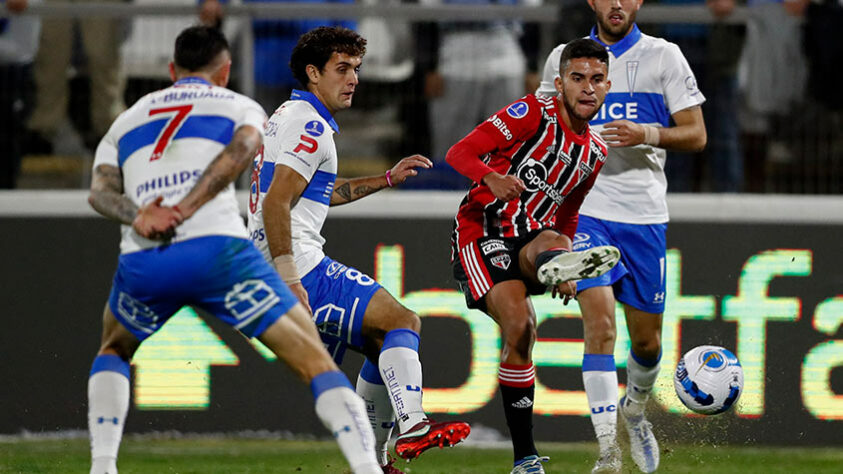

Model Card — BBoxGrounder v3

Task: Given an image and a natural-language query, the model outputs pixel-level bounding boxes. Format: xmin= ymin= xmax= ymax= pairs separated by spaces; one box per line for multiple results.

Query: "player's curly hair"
xmin=559 ymin=38 xmax=609 ymax=75
xmin=290 ymin=26 xmax=367 ymax=89
xmin=174 ymin=26 xmax=230 ymax=73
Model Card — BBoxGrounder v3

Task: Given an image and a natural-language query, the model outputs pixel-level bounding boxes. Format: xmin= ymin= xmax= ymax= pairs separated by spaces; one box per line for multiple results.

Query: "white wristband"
xmin=643 ymin=125 xmax=660 ymax=146
xmin=272 ymin=254 xmax=300 ymax=285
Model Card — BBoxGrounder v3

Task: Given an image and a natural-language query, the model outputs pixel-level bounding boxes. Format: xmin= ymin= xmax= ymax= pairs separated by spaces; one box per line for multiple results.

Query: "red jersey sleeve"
xmin=446 ymin=95 xmax=543 ymax=183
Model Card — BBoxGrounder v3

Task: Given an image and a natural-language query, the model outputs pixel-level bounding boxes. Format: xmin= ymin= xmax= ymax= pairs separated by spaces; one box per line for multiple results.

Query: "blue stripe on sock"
xmin=89 ymin=354 xmax=131 ymax=379
xmin=630 ymin=349 xmax=661 ymax=368
xmin=310 ymin=370 xmax=353 ymax=399
xmin=582 ymin=354 xmax=615 ymax=372
xmin=381 ymin=328 xmax=420 ymax=352
xmin=359 ymin=359 xmax=383 ymax=385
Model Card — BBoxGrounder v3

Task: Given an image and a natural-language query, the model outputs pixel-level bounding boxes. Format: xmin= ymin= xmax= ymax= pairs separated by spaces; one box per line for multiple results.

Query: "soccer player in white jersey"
xmin=536 ymin=1 xmax=707 ymax=472
xmin=86 ymin=26 xmax=380 ymax=474
xmin=247 ymin=27 xmax=470 ymax=472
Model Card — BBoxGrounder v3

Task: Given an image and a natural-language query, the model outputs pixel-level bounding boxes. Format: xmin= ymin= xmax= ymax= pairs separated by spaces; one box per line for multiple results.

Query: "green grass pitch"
xmin=2 ymin=436 xmax=842 ymax=473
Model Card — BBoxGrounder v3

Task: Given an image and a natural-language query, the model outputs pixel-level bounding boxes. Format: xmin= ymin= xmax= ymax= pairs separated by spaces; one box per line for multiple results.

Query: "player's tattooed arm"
xmin=176 ymin=124 xmax=262 ymax=218
xmin=88 ymin=164 xmax=137 ymax=225
xmin=330 ymin=154 xmax=433 ymax=206
xmin=330 ymin=178 xmax=387 ymax=205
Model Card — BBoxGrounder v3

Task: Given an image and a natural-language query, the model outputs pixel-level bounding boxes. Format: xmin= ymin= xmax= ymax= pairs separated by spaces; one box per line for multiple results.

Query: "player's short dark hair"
xmin=173 ymin=26 xmax=230 ymax=73
xmin=559 ymin=38 xmax=609 ymax=75
xmin=290 ymin=26 xmax=367 ymax=89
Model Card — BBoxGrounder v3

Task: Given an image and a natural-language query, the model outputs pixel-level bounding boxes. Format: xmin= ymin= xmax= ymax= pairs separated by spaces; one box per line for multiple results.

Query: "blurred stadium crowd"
xmin=1 ymin=0 xmax=841 ymax=193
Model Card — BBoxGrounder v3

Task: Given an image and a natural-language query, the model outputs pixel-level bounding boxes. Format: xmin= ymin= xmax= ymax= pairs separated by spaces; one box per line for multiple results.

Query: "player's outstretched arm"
xmin=330 ymin=154 xmax=432 ymax=206
xmin=175 ymin=124 xmax=262 ymax=219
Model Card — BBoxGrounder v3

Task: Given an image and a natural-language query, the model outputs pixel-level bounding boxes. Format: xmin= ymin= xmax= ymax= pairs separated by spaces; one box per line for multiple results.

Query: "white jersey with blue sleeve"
xmin=537 ymin=25 xmax=705 ymax=224
xmin=92 ymin=77 xmax=267 ymax=254
xmin=247 ymin=89 xmax=339 ymax=278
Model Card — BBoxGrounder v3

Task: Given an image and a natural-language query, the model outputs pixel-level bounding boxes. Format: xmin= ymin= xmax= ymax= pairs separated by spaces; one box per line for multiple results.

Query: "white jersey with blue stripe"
xmin=537 ymin=25 xmax=705 ymax=224
xmin=247 ymin=90 xmax=339 ymax=278
xmin=93 ymin=77 xmax=267 ymax=254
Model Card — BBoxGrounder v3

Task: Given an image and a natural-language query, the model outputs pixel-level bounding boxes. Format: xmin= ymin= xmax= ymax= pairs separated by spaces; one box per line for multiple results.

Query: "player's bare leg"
xmin=359 ymin=289 xmax=470 ymax=462
xmin=578 ymin=286 xmax=622 ymax=473
xmin=484 ymin=281 xmax=549 ymax=474
xmin=619 ymin=306 xmax=663 ymax=473
xmin=88 ymin=304 xmax=140 ymax=474
xmin=259 ymin=304 xmax=380 ymax=474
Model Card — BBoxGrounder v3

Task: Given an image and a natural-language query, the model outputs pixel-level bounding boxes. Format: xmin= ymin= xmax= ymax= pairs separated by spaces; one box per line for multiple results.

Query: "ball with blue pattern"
xmin=673 ymin=345 xmax=744 ymax=415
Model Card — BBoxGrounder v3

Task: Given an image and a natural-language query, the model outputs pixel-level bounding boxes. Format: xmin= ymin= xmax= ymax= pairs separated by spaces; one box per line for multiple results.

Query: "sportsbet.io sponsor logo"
xmin=516 ymin=158 xmax=564 ymax=205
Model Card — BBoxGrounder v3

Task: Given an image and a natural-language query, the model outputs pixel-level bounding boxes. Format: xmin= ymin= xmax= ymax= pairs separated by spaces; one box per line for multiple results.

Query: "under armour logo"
xmin=97 ymin=417 xmax=119 ymax=425
xmin=406 ymin=385 xmax=421 ymax=392
xmin=653 ymin=292 xmax=665 ymax=303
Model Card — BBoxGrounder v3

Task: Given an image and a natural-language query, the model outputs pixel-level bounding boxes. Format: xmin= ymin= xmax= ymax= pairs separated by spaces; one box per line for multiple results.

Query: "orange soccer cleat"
xmin=393 ymin=419 xmax=471 ymax=460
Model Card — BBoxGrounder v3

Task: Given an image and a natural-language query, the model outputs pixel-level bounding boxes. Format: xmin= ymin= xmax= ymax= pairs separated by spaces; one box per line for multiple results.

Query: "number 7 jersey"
xmin=93 ymin=77 xmax=267 ymax=254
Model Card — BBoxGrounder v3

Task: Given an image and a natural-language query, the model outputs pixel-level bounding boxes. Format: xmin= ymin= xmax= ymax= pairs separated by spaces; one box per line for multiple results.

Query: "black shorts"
xmin=452 ymin=230 xmax=548 ymax=312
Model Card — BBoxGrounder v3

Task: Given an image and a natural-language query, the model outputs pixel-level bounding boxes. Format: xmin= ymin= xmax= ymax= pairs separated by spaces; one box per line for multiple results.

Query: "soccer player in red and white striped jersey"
xmin=447 ymin=39 xmax=621 ymax=474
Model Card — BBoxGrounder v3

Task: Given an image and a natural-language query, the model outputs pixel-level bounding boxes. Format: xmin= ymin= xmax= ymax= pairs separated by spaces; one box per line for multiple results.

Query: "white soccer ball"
xmin=673 ymin=345 xmax=744 ymax=415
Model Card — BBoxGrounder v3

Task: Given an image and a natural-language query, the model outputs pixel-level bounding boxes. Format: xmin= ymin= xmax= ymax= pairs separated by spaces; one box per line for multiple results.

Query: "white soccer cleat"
xmin=620 ymin=396 xmax=660 ymax=473
xmin=591 ymin=441 xmax=622 ymax=473
xmin=511 ymin=455 xmax=550 ymax=474
xmin=537 ymin=245 xmax=621 ymax=286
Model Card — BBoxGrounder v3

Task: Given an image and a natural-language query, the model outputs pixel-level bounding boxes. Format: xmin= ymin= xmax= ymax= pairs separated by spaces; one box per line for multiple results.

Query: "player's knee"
xmin=378 ymin=308 xmax=421 ymax=334
xmin=630 ymin=337 xmax=661 ymax=361
xmin=395 ymin=309 xmax=421 ymax=333
xmin=585 ymin=314 xmax=616 ymax=345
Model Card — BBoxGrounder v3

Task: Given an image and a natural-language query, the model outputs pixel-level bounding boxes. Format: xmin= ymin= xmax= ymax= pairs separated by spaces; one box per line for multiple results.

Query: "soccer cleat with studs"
xmin=510 ymin=455 xmax=550 ymax=474
xmin=393 ymin=419 xmax=471 ymax=460
xmin=537 ymin=245 xmax=621 ymax=286
xmin=620 ymin=395 xmax=659 ymax=473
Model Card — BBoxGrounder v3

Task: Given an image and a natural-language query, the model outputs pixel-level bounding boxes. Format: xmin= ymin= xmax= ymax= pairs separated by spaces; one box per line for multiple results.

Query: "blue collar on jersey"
xmin=174 ymin=76 xmax=212 ymax=86
xmin=590 ymin=24 xmax=642 ymax=58
xmin=290 ymin=89 xmax=340 ymax=133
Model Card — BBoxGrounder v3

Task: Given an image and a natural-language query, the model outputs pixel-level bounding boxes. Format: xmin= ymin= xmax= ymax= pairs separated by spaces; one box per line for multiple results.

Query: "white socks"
xmin=312 ymin=371 xmax=380 ymax=474
xmin=356 ymin=361 xmax=397 ymax=466
xmin=88 ymin=355 xmax=131 ymax=474
xmin=582 ymin=354 xmax=618 ymax=451
xmin=625 ymin=351 xmax=661 ymax=415
xmin=378 ymin=329 xmax=426 ymax=433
